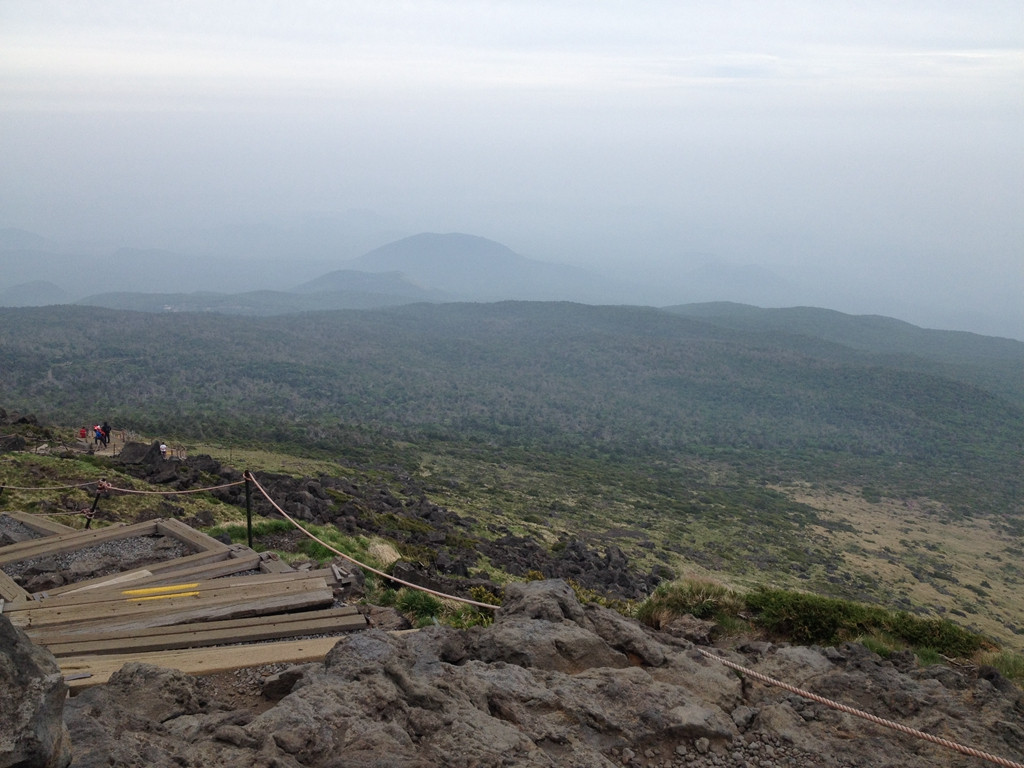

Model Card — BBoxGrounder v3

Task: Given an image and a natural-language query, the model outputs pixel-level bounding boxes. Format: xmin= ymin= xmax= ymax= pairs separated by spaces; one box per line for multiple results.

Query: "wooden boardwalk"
xmin=0 ymin=512 xmax=367 ymax=689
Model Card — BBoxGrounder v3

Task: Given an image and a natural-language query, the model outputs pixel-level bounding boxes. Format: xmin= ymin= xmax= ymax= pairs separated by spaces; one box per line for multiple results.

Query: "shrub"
xmin=884 ymin=612 xmax=986 ymax=658
xmin=857 ymin=630 xmax=901 ymax=659
xmin=978 ymin=650 xmax=1024 ymax=685
xmin=744 ymin=587 xmax=877 ymax=645
xmin=367 ymin=541 xmax=402 ymax=568
xmin=744 ymin=586 xmax=989 ymax=657
xmin=637 ymin=578 xmax=744 ymax=629
xmin=443 ymin=603 xmax=494 ymax=629
xmin=566 ymin=579 xmax=636 ymax=616
xmin=468 ymin=585 xmax=502 ymax=606
xmin=395 ymin=589 xmax=443 ymax=623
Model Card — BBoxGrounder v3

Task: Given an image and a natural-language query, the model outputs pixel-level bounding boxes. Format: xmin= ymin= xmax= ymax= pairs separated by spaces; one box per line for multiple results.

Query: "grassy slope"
xmin=2 ymin=426 xmax=1023 ymax=651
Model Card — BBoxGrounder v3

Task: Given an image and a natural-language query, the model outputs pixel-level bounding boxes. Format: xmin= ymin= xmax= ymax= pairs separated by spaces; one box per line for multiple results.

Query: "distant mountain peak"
xmin=0 ymin=280 xmax=69 ymax=307
xmin=351 ymin=232 xmax=525 ymax=272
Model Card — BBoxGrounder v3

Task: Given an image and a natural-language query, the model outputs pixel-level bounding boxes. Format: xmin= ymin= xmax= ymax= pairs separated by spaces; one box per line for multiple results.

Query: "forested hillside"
xmin=1 ymin=302 xmax=1021 ymax=518
xmin=666 ymin=302 xmax=1024 ymax=408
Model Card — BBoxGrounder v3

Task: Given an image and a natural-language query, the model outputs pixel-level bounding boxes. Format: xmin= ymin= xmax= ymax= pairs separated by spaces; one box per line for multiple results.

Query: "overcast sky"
xmin=1 ymin=1 xmax=1022 ymax=336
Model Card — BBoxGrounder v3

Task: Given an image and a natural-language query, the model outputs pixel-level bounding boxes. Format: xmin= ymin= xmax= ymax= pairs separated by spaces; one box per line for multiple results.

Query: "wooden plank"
xmin=14 ymin=568 xmax=336 ymax=613
xmin=61 ymin=636 xmax=344 ymax=689
xmin=5 ymin=575 xmax=330 ymax=617
xmin=35 ymin=549 xmax=231 ymax=598
xmin=3 ymin=511 xmax=77 ymax=536
xmin=133 ymin=546 xmax=262 ymax=581
xmin=121 ymin=547 xmax=233 ymax=576
xmin=41 ymin=548 xmax=260 ymax=599
xmin=0 ymin=567 xmax=31 ymax=602
xmin=7 ymin=579 xmax=334 ymax=632
xmin=59 ymin=566 xmax=342 ymax=597
xmin=259 ymin=554 xmax=295 ymax=574
xmin=54 ymin=569 xmax=154 ymax=595
xmin=0 ymin=520 xmax=159 ymax=565
xmin=40 ymin=608 xmax=367 ymax=656
xmin=27 ymin=605 xmax=361 ymax=646
xmin=156 ymin=518 xmax=231 ymax=555
xmin=52 ymin=550 xmax=262 ymax=596
xmin=60 ymin=587 xmax=336 ymax=636
xmin=39 ymin=566 xmax=335 ymax=605
xmin=167 ymin=567 xmax=338 ymax=590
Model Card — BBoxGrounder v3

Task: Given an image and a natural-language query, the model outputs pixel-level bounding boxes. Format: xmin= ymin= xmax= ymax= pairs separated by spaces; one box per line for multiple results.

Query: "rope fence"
xmin=694 ymin=648 xmax=1024 ymax=768
xmin=104 ymin=480 xmax=244 ymax=495
xmin=246 ymin=472 xmax=499 ymax=611
xmin=0 ymin=481 xmax=98 ymax=492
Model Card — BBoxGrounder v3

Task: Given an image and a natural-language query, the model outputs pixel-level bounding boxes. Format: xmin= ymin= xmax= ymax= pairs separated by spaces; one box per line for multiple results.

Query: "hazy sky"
xmin=1 ymin=1 xmax=1022 ymax=336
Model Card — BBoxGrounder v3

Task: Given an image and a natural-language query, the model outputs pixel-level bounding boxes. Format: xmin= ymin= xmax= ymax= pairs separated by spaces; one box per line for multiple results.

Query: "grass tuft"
xmin=636 ymin=577 xmax=744 ymax=629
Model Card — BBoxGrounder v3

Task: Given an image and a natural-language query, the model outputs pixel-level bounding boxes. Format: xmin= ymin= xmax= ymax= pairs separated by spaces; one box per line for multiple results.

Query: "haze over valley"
xmin=1 ymin=2 xmax=1021 ymax=340
xmin=2 ymin=223 xmax=1022 ymax=341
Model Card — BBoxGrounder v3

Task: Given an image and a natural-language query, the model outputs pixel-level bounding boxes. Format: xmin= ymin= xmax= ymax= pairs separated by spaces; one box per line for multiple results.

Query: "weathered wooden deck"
xmin=0 ymin=512 xmax=366 ymax=689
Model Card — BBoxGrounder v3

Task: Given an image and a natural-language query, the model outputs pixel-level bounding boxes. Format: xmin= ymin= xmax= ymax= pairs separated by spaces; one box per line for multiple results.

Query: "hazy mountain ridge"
xmin=347 ymin=232 xmax=628 ymax=302
xmin=2 ymin=226 xmax=1021 ymax=340
xmin=2 ymin=230 xmax=638 ymax=312
xmin=668 ymin=302 xmax=1024 ymax=361
xmin=292 ymin=269 xmax=451 ymax=301
xmin=72 ymin=289 xmax=432 ymax=315
xmin=666 ymin=302 xmax=1024 ymax=408
xmin=0 ymin=280 xmax=70 ymax=307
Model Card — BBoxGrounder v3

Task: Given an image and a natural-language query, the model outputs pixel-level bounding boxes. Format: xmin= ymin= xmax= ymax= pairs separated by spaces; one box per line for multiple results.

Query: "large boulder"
xmin=0 ymin=616 xmax=71 ymax=768
xmin=116 ymin=441 xmax=162 ymax=465
xmin=0 ymin=435 xmax=26 ymax=454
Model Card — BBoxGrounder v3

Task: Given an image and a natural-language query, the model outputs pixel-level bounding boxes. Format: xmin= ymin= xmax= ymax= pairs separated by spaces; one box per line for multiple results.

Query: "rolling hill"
xmin=345 ymin=232 xmax=627 ymax=302
xmin=1 ymin=301 xmax=1020 ymax=513
xmin=7 ymin=231 xmax=637 ymax=313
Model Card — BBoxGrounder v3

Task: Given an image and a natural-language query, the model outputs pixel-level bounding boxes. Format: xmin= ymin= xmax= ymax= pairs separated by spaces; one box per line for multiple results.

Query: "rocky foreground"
xmin=5 ymin=580 xmax=1024 ymax=768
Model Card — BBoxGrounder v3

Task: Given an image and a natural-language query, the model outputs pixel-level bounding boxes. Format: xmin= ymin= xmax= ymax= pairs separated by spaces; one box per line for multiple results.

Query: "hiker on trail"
xmin=93 ymin=425 xmax=104 ymax=447
xmin=101 ymin=421 xmax=111 ymax=447
xmin=79 ymin=426 xmax=87 ymax=440
xmin=160 ymin=443 xmax=167 ymax=459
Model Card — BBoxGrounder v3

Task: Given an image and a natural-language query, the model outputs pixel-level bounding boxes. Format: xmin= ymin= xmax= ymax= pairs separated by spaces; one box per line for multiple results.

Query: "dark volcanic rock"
xmin=51 ymin=581 xmax=1024 ymax=768
xmin=0 ymin=434 xmax=27 ymax=453
xmin=116 ymin=440 xmax=162 ymax=465
xmin=0 ymin=616 xmax=71 ymax=768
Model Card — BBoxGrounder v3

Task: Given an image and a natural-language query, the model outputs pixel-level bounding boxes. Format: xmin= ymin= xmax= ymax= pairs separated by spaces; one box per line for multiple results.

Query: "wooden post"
xmin=85 ymin=491 xmax=102 ymax=530
xmin=244 ymin=471 xmax=253 ymax=549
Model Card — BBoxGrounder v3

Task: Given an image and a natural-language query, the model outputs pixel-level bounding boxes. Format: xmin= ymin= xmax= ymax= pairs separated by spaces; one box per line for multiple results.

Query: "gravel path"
xmin=0 ymin=522 xmax=193 ymax=587
xmin=0 ymin=513 xmax=46 ymax=544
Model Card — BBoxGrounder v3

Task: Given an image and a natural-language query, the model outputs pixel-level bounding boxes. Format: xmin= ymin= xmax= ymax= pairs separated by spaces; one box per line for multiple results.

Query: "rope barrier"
xmin=20 ymin=509 xmax=93 ymax=518
xmin=0 ymin=481 xmax=98 ymax=491
xmin=0 ymin=478 xmax=243 ymax=496
xmin=104 ymin=480 xmax=245 ymax=496
xmin=694 ymin=648 xmax=1024 ymax=768
xmin=245 ymin=472 xmax=498 ymax=611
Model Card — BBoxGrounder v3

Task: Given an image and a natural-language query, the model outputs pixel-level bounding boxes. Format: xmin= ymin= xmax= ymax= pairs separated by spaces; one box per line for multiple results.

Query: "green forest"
xmin=2 ymin=302 xmax=1021 ymax=516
